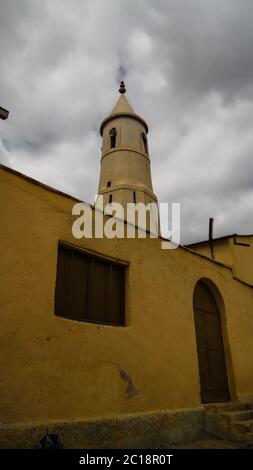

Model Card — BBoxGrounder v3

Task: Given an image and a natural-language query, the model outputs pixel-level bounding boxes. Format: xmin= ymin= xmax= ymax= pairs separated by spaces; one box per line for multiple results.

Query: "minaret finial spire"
xmin=119 ymin=80 xmax=126 ymax=94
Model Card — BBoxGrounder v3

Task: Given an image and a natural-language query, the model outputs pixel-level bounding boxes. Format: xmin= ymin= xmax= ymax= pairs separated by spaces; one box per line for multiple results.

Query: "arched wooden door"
xmin=193 ymin=281 xmax=230 ymax=403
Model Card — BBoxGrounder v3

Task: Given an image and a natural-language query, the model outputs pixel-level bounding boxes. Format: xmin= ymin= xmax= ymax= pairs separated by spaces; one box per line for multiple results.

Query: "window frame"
xmin=54 ymin=241 xmax=128 ymax=327
xmin=109 ymin=127 xmax=117 ymax=149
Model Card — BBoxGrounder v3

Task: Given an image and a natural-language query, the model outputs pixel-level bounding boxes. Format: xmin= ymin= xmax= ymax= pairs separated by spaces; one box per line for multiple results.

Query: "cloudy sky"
xmin=1 ymin=0 xmax=253 ymax=244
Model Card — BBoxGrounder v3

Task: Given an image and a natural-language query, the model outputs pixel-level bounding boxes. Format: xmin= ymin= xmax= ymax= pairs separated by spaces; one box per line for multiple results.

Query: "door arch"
xmin=193 ymin=280 xmax=230 ymax=403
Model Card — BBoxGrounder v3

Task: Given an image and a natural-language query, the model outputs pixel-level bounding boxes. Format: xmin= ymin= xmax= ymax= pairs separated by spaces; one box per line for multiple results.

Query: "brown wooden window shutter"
xmin=55 ymin=244 xmax=126 ymax=326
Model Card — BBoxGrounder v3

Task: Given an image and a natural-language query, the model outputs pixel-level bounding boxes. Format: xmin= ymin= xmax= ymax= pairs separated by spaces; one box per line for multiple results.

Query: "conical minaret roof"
xmin=100 ymin=81 xmax=148 ymax=136
xmin=111 ymin=93 xmax=135 ymax=115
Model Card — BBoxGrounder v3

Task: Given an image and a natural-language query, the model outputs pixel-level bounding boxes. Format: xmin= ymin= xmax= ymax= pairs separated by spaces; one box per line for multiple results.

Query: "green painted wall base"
xmin=0 ymin=408 xmax=205 ymax=449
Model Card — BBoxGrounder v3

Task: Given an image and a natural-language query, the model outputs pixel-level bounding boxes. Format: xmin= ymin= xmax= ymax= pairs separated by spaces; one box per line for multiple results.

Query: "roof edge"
xmin=186 ymin=233 xmax=253 ymax=247
xmin=0 ymin=163 xmax=83 ymax=204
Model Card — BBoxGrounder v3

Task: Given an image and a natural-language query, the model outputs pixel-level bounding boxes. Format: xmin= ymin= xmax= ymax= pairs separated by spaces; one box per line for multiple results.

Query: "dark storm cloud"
xmin=160 ymin=0 xmax=253 ymax=100
xmin=0 ymin=0 xmax=253 ymax=243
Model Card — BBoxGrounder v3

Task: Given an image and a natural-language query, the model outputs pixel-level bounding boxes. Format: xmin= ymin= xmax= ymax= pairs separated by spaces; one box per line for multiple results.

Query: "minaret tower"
xmin=98 ymin=81 xmax=158 ymax=211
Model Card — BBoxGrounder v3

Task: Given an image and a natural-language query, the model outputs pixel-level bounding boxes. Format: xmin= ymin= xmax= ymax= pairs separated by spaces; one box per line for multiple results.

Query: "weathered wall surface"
xmin=190 ymin=240 xmax=233 ymax=266
xmin=231 ymin=236 xmax=253 ymax=286
xmin=0 ymin=408 xmax=205 ymax=449
xmin=189 ymin=237 xmax=253 ymax=287
xmin=1 ymin=165 xmax=253 ymax=425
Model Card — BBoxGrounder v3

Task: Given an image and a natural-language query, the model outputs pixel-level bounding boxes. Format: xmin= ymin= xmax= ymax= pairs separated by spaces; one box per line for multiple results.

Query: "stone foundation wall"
xmin=0 ymin=408 xmax=204 ymax=449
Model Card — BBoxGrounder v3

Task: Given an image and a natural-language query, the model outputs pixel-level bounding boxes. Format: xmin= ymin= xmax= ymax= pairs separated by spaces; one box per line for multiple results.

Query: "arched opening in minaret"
xmin=109 ymin=127 xmax=117 ymax=148
xmin=141 ymin=132 xmax=148 ymax=154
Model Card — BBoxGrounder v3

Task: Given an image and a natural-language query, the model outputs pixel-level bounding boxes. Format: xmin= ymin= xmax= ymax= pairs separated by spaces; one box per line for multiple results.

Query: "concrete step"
xmin=230 ymin=421 xmax=253 ymax=445
xmin=205 ymin=402 xmax=253 ymax=413
xmin=205 ymin=402 xmax=253 ymax=445
xmin=232 ymin=419 xmax=253 ymax=433
xmin=219 ymin=410 xmax=253 ymax=422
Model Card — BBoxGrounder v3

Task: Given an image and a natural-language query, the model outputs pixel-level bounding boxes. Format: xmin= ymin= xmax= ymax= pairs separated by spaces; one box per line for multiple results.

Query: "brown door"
xmin=193 ymin=281 xmax=230 ymax=403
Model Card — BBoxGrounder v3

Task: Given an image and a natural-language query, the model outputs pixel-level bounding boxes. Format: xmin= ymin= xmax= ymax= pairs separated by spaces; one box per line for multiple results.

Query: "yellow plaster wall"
xmin=190 ymin=238 xmax=253 ymax=286
xmin=231 ymin=236 xmax=253 ymax=286
xmin=190 ymin=240 xmax=233 ymax=266
xmin=1 ymin=166 xmax=253 ymax=425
